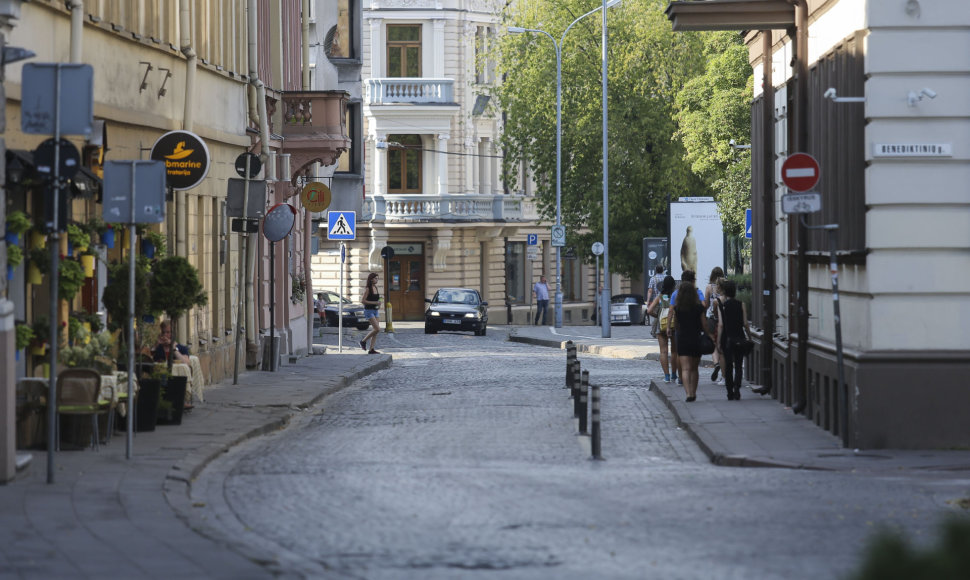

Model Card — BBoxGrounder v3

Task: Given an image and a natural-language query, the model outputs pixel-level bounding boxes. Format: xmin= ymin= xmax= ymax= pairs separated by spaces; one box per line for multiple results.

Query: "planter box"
xmin=155 ymin=376 xmax=187 ymax=426
xmin=135 ymin=379 xmax=160 ymax=432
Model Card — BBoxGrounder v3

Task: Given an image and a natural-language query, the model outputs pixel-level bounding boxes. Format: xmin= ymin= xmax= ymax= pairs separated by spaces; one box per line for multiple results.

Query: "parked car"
xmin=609 ymin=294 xmax=648 ymax=325
xmin=315 ymin=291 xmax=371 ymax=330
xmin=424 ymin=288 xmax=488 ymax=336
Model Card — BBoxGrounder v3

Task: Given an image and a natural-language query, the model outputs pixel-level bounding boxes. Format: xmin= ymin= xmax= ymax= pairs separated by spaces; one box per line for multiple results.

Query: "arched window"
xmin=387 ymin=134 xmax=422 ymax=193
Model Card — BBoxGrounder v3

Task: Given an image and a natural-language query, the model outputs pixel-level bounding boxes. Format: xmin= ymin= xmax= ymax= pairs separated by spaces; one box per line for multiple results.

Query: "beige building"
xmin=311 ymin=0 xmax=616 ymax=325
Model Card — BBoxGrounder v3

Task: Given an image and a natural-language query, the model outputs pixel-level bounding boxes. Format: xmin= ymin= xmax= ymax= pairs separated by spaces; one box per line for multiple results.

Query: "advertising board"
xmin=669 ymin=201 xmax=724 ymax=282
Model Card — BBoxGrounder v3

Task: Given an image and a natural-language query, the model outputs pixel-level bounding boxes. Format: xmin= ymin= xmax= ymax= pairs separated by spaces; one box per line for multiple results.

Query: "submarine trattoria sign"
xmin=150 ymin=130 xmax=211 ymax=190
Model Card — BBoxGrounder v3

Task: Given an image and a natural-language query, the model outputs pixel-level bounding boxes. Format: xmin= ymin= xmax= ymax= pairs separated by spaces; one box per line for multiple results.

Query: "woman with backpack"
xmin=716 ymin=279 xmax=752 ymax=400
xmin=705 ymin=267 xmax=725 ymax=382
xmin=648 ymin=275 xmax=677 ymax=382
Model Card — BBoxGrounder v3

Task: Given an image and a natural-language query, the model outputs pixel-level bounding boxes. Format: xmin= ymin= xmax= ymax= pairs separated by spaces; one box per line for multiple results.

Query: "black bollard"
xmin=579 ymin=370 xmax=589 ymax=434
xmin=565 ymin=341 xmax=576 ymax=389
xmin=571 ymin=359 xmax=581 ymax=402
xmin=591 ymin=385 xmax=602 ymax=459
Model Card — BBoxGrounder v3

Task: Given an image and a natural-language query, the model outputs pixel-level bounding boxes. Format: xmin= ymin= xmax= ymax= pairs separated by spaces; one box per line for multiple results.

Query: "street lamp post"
xmin=508 ymin=0 xmax=621 ymax=331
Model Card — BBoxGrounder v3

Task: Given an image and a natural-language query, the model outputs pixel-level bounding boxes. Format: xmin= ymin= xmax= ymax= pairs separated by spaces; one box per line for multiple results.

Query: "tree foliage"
xmin=496 ymin=0 xmax=708 ymax=277
xmin=674 ymin=32 xmax=753 ymax=236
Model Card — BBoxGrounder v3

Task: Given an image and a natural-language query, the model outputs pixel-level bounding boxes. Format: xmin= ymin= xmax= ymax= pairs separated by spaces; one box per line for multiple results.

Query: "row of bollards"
xmin=564 ymin=341 xmax=602 ymax=460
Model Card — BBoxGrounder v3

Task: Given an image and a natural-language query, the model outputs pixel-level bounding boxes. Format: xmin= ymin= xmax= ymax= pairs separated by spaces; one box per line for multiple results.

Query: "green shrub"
xmin=58 ymin=259 xmax=85 ymax=302
xmin=7 ymin=244 xmax=23 ymax=267
xmin=66 ymin=223 xmax=91 ymax=250
xmin=849 ymin=517 xmax=970 ymax=580
xmin=15 ymin=323 xmax=34 ymax=351
xmin=5 ymin=210 xmax=31 ymax=235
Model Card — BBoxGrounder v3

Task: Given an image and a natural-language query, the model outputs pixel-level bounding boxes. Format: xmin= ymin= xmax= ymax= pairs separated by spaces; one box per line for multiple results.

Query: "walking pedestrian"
xmin=646 ymin=265 xmax=665 ymax=332
xmin=533 ymin=275 xmax=550 ymax=325
xmin=666 ymin=270 xmax=704 ymax=385
xmin=705 ymin=267 xmax=725 ymax=382
xmin=648 ymin=275 xmax=676 ymax=382
xmin=716 ymin=279 xmax=752 ymax=400
xmin=359 ymin=273 xmax=382 ymax=354
xmin=670 ymin=275 xmax=712 ymax=402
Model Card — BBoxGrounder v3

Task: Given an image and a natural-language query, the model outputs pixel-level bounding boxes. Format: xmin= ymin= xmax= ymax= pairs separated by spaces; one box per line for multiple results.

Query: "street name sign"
xmin=781 ymin=192 xmax=822 ymax=214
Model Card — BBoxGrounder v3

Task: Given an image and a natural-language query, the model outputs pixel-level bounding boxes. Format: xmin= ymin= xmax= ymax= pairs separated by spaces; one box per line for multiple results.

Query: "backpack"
xmin=656 ymin=295 xmax=671 ymax=333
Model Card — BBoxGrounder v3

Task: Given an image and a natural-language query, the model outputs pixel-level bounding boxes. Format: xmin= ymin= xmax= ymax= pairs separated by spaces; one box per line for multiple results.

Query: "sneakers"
xmin=368 ymin=349 xmax=380 ymax=354
xmin=711 ymin=364 xmax=720 ymax=382
xmin=359 ymin=339 xmax=367 ymax=351
xmin=677 ymin=377 xmax=683 ymax=385
xmin=717 ymin=378 xmax=725 ymax=386
xmin=664 ymin=373 xmax=671 ymax=383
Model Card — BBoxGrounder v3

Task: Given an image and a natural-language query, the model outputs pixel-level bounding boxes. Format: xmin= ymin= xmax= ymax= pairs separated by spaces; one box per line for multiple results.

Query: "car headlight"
xmin=430 ymin=311 xmax=440 ymax=317
xmin=464 ymin=312 xmax=476 ymax=318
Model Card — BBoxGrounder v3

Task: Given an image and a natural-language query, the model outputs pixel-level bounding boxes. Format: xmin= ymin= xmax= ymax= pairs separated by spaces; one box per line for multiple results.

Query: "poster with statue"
xmin=669 ymin=201 xmax=724 ymax=282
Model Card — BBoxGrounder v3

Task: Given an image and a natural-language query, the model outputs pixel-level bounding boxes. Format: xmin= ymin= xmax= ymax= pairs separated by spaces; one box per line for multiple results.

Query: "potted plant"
xmin=66 ymin=223 xmax=90 ymax=255
xmin=60 ymin=326 xmax=115 ymax=375
xmin=6 ymin=244 xmax=22 ymax=280
xmin=27 ymin=246 xmax=47 ymax=285
xmin=79 ymin=248 xmax=97 ymax=278
xmin=139 ymin=227 xmax=167 ymax=260
xmin=148 ymin=363 xmax=187 ymax=426
xmin=149 ymin=255 xmax=207 ymax=367
xmin=5 ymin=209 xmax=31 ymax=244
xmin=58 ymin=259 xmax=85 ymax=303
xmin=134 ymin=364 xmax=163 ymax=432
xmin=15 ymin=323 xmax=34 ymax=361
xmin=30 ymin=317 xmax=50 ymax=356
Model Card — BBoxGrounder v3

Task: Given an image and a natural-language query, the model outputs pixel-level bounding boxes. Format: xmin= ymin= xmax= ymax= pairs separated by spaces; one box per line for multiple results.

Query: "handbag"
xmin=730 ymin=335 xmax=755 ymax=356
xmin=698 ymin=332 xmax=716 ymax=355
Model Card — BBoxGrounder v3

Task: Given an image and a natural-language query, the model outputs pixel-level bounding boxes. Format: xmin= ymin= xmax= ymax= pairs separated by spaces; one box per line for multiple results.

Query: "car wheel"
xmin=479 ymin=326 xmax=486 ymax=336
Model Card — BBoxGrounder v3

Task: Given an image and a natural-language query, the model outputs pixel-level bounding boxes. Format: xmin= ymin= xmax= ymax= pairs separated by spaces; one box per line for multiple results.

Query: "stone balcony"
xmin=364 ymin=78 xmax=455 ymax=105
xmin=279 ymin=91 xmax=351 ymax=181
xmin=362 ymin=194 xmax=539 ymax=223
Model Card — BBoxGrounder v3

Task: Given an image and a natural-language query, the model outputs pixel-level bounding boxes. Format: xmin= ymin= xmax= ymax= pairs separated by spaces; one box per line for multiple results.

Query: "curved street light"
xmin=509 ymin=0 xmax=622 ymax=330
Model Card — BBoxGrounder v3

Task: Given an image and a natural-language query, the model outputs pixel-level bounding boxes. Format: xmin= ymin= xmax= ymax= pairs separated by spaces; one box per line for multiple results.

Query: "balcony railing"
xmin=365 ymin=78 xmax=455 ymax=105
xmin=362 ymin=194 xmax=538 ymax=223
xmin=279 ymin=91 xmax=350 ymax=173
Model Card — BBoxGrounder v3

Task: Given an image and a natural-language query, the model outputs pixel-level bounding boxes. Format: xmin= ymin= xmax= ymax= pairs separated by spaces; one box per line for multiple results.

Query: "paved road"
xmin=188 ymin=327 xmax=970 ymax=579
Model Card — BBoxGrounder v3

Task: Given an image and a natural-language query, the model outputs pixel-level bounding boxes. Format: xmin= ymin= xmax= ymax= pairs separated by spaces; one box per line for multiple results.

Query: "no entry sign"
xmin=781 ymin=153 xmax=820 ymax=192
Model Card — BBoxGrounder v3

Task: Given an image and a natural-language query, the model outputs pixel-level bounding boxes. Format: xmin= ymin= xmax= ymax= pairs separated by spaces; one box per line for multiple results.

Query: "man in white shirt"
xmin=533 ymin=275 xmax=550 ymax=325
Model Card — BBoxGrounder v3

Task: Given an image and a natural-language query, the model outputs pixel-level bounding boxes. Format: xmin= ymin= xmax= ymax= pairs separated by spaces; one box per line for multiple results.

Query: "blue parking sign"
xmin=745 ymin=208 xmax=752 ymax=239
xmin=527 ymin=233 xmax=538 ymax=246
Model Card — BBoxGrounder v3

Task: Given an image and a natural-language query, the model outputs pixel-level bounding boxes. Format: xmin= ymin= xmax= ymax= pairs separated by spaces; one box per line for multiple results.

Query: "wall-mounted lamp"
xmin=729 ymin=139 xmax=751 ymax=150
xmin=907 ymin=87 xmax=936 ymax=107
xmin=824 ymin=87 xmax=866 ymax=103
xmin=139 ymin=61 xmax=153 ymax=92
xmin=157 ymin=67 xmax=172 ymax=98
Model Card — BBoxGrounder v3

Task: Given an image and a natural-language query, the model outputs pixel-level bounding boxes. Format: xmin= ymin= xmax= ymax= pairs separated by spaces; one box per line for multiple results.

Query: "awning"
xmin=665 ymin=0 xmax=794 ymax=31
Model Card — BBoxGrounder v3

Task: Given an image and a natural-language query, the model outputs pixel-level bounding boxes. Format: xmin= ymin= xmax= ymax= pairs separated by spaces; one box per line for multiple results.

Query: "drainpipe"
xmin=68 ymin=0 xmax=83 ymax=63
xmin=761 ymin=30 xmax=776 ymax=393
xmin=790 ymin=0 xmax=809 ymax=415
xmin=179 ymin=0 xmax=196 ymax=261
xmin=248 ymin=0 xmax=271 ymax=348
xmin=302 ymin=0 xmax=313 ymax=355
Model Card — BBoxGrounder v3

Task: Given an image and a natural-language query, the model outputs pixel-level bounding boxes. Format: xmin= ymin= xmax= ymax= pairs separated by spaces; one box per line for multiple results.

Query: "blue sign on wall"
xmin=745 ymin=208 xmax=752 ymax=239
xmin=527 ymin=233 xmax=538 ymax=246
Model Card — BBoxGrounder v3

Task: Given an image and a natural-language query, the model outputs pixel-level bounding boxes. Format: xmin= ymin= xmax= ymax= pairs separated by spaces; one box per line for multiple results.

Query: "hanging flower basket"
xmin=141 ymin=238 xmax=155 ymax=259
xmin=31 ymin=230 xmax=46 ymax=249
xmin=4 ymin=231 xmax=18 ymax=245
xmin=81 ymin=254 xmax=96 ymax=277
xmin=102 ymin=227 xmax=115 ymax=249
xmin=27 ymin=262 xmax=42 ymax=285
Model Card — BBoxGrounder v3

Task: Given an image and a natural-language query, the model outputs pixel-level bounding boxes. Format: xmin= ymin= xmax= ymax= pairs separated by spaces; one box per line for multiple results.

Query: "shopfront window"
xmin=505 ymin=241 xmax=526 ymax=304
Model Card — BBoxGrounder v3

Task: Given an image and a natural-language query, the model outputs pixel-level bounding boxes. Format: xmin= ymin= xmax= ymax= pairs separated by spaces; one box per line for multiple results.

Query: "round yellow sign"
xmin=300 ymin=182 xmax=332 ymax=213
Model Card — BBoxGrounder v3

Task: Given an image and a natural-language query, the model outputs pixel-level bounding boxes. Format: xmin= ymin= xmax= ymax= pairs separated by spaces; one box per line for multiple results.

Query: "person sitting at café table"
xmin=153 ymin=320 xmax=190 ymax=364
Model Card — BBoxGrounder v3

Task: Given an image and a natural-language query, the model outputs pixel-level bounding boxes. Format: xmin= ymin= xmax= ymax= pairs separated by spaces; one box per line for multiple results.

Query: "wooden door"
xmin=386 ymin=255 xmax=425 ymax=320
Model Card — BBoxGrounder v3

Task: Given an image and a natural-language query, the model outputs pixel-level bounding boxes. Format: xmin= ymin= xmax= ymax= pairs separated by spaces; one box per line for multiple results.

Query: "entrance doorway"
xmin=386 ymin=244 xmax=425 ymax=320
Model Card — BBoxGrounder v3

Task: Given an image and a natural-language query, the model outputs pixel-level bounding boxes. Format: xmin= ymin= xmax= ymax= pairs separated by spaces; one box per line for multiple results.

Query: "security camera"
xmin=823 ymin=87 xmax=837 ymax=100
xmin=920 ymin=87 xmax=937 ymax=99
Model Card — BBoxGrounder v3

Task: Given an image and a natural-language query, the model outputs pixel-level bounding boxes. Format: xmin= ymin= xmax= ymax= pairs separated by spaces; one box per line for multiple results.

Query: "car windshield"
xmin=321 ymin=291 xmax=351 ymax=305
xmin=435 ymin=290 xmax=479 ymax=305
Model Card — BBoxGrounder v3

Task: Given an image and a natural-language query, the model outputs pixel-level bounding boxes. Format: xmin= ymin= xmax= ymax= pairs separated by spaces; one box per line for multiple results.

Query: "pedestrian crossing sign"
xmin=327 ymin=211 xmax=356 ymax=240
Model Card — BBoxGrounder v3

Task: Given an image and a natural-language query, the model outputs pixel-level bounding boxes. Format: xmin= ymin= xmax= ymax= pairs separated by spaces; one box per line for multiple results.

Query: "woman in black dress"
xmin=672 ymin=280 xmax=713 ymax=402
xmin=716 ymin=279 xmax=751 ymax=400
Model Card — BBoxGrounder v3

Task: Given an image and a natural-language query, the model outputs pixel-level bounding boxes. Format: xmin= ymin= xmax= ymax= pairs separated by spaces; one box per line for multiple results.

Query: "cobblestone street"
xmin=187 ymin=328 xmax=970 ymax=579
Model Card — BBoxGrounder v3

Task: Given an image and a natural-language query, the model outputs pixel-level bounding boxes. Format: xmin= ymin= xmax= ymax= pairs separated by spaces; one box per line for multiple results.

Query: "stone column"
xmin=369 ymin=18 xmax=383 ymax=78
xmin=436 ymin=133 xmax=449 ymax=195
xmin=481 ymin=140 xmax=492 ymax=195
xmin=373 ymin=132 xmax=386 ymax=195
xmin=464 ymin=137 xmax=476 ymax=194
xmin=432 ymin=19 xmax=445 ymax=77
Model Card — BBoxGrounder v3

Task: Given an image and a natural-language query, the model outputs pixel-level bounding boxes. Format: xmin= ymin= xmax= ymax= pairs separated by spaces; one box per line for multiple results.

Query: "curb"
xmin=164 ymin=356 xmax=392 ymax=488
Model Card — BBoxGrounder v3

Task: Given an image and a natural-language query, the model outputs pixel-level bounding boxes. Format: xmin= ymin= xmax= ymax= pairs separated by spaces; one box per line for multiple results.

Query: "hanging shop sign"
xmin=300 ymin=181 xmax=332 ymax=213
xmin=150 ymin=130 xmax=211 ymax=190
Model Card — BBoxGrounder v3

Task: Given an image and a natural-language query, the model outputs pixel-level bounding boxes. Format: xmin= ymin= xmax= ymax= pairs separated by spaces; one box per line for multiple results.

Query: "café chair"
xmin=56 ymin=368 xmax=104 ymax=452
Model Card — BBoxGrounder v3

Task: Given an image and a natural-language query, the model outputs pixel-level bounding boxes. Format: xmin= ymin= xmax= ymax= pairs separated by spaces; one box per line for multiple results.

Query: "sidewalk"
xmin=510 ymin=324 xmax=970 ymax=473
xmin=0 ymin=351 xmax=390 ymax=579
